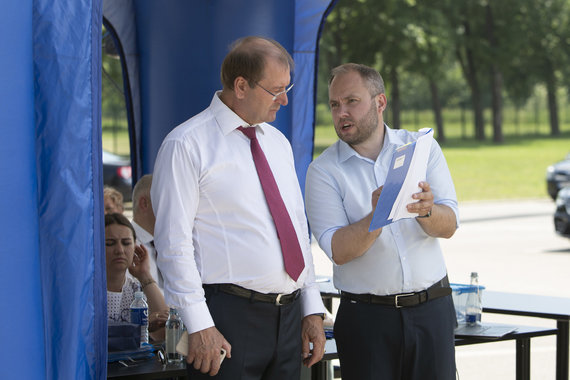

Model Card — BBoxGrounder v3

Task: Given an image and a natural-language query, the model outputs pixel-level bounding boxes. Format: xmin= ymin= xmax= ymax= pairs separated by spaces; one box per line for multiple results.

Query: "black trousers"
xmin=186 ymin=286 xmax=302 ymax=380
xmin=334 ymin=294 xmax=456 ymax=380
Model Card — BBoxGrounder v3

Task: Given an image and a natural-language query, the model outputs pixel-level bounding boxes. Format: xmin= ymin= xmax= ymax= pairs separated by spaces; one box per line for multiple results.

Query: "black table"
xmin=483 ymin=290 xmax=570 ymax=380
xmin=316 ymin=278 xmax=562 ymax=380
xmin=107 ymin=358 xmax=186 ymax=379
xmin=317 ymin=324 xmax=556 ymax=380
xmin=106 ymin=324 xmax=556 ymax=380
xmin=455 ymin=324 xmax=557 ymax=380
xmin=316 ymin=276 xmax=339 ymax=313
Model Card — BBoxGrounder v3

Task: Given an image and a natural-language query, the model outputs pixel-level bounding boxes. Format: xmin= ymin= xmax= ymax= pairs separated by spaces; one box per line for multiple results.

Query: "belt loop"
xmin=367 ymin=294 xmax=372 ymax=304
xmin=249 ymin=291 xmax=256 ymax=303
xmin=213 ymin=284 xmax=220 ymax=295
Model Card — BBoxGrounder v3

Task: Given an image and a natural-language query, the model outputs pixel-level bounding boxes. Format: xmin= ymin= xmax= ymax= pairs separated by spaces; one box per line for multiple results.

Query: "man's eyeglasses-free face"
xmin=256 ymin=82 xmax=294 ymax=101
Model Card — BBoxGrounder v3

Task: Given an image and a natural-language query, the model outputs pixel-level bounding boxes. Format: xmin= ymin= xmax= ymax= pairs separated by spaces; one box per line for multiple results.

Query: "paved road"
xmin=441 ymin=198 xmax=570 ymax=297
xmin=311 ymin=198 xmax=570 ymax=379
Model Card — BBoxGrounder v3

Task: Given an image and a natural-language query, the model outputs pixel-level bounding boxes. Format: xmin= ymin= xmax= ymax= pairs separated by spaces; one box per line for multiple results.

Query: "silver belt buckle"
xmin=275 ymin=293 xmax=284 ymax=306
xmin=394 ymin=293 xmax=415 ymax=308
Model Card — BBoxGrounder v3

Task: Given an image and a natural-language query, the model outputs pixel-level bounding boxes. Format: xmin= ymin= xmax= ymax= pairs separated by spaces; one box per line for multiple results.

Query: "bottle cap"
xmin=134 ymin=291 xmax=144 ymax=298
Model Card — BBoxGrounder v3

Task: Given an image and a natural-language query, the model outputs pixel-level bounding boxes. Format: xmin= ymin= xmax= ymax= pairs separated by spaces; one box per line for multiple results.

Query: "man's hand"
xmin=409 ymin=181 xmax=457 ymax=238
xmin=408 ymin=181 xmax=434 ymax=217
xmin=371 ymin=185 xmax=383 ymax=210
xmin=301 ymin=314 xmax=326 ymax=368
xmin=186 ymin=326 xmax=232 ymax=376
xmin=148 ymin=310 xmax=169 ymax=332
xmin=128 ymin=244 xmax=151 ymax=279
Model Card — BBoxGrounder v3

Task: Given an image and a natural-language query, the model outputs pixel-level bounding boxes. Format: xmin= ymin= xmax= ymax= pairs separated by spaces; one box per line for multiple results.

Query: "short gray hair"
xmin=132 ymin=174 xmax=152 ymax=214
xmin=329 ymin=63 xmax=385 ymax=96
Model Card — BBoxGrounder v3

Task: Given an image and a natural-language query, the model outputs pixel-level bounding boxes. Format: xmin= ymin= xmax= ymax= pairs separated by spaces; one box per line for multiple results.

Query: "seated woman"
xmin=105 ymin=213 xmax=168 ymax=341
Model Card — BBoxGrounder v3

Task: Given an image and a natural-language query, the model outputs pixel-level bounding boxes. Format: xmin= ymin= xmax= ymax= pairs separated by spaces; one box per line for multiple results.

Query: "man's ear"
xmin=234 ymin=76 xmax=249 ymax=100
xmin=375 ymin=93 xmax=387 ymax=113
xmin=139 ymin=195 xmax=150 ymax=211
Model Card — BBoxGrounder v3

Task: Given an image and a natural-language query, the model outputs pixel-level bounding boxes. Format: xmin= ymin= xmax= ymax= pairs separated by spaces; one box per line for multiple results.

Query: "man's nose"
xmin=276 ymin=92 xmax=288 ymax=106
xmin=337 ymin=103 xmax=350 ymax=117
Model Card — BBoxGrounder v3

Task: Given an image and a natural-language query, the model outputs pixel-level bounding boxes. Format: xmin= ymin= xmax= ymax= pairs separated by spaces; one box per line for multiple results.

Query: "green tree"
xmin=439 ymin=0 xmax=489 ymax=140
xmin=402 ymin=0 xmax=456 ymax=142
xmin=320 ymin=0 xmax=435 ymax=130
xmin=520 ymin=0 xmax=570 ymax=136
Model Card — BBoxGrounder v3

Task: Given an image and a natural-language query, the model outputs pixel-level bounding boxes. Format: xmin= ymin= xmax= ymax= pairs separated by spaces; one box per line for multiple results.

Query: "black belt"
xmin=204 ymin=283 xmax=300 ymax=306
xmin=341 ymin=276 xmax=451 ymax=308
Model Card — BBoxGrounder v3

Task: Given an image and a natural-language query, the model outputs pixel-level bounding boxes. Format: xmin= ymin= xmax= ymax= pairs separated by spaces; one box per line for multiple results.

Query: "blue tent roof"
xmin=0 ymin=1 xmax=335 ymax=378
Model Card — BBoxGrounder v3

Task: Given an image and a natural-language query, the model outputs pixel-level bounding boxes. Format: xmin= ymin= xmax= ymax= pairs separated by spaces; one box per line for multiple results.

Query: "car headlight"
xmin=547 ymin=165 xmax=555 ymax=180
xmin=556 ymin=187 xmax=570 ymax=212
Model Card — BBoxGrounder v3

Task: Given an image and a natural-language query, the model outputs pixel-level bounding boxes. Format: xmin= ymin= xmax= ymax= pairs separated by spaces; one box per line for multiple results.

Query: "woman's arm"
xmin=130 ymin=244 xmax=169 ymax=340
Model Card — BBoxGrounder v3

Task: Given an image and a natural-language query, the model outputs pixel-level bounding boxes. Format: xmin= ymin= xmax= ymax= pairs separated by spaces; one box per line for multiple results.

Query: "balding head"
xmin=132 ymin=174 xmax=155 ymax=234
xmin=220 ymin=36 xmax=294 ymax=91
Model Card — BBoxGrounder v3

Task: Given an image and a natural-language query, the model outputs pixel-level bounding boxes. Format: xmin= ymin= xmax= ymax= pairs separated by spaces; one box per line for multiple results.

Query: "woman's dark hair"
xmin=105 ymin=213 xmax=137 ymax=241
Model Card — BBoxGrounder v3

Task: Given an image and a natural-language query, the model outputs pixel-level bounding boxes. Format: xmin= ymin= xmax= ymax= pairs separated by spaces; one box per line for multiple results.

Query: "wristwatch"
xmin=312 ymin=313 xmax=326 ymax=320
xmin=417 ymin=209 xmax=432 ymax=218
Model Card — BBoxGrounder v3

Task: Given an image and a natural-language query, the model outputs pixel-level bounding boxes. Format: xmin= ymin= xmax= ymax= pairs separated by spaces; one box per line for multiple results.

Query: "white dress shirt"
xmin=151 ymin=92 xmax=325 ymax=334
xmin=305 ymin=125 xmax=459 ymax=295
xmin=131 ymin=220 xmax=163 ymax=291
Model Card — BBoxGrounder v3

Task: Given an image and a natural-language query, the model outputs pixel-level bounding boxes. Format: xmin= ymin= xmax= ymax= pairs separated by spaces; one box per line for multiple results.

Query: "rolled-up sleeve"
xmin=305 ymin=159 xmax=347 ymax=260
xmin=427 ymin=140 xmax=460 ymax=227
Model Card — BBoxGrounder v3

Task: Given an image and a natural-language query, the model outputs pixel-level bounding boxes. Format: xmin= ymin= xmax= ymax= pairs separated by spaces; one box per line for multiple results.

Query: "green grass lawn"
xmin=442 ymin=136 xmax=569 ymax=201
xmin=104 ymin=114 xmax=570 ymax=202
xmin=314 ymin=122 xmax=570 ymax=201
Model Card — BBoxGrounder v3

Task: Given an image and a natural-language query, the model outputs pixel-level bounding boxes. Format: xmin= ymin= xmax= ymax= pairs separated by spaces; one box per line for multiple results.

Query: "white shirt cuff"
xmin=300 ymin=285 xmax=327 ymax=317
xmin=179 ymin=300 xmax=215 ymax=334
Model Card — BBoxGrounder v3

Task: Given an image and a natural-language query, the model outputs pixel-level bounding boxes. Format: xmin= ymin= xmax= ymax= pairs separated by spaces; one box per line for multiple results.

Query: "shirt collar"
xmin=210 ymin=91 xmax=267 ymax=136
xmin=131 ymin=220 xmax=153 ymax=245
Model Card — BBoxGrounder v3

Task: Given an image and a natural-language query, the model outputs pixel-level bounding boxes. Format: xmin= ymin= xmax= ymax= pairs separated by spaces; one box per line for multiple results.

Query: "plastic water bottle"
xmin=130 ymin=291 xmax=149 ymax=346
xmin=465 ymin=272 xmax=482 ymax=326
xmin=165 ymin=307 xmax=183 ymax=363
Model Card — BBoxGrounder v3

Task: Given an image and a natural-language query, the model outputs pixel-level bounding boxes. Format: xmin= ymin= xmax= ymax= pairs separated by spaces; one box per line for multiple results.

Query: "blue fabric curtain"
xmin=34 ymin=0 xmax=105 ymax=378
xmin=293 ymin=0 xmax=338 ymax=189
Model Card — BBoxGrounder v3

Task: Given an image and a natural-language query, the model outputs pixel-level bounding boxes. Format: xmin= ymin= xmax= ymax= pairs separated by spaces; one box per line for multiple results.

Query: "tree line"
xmin=318 ymin=0 xmax=570 ymax=143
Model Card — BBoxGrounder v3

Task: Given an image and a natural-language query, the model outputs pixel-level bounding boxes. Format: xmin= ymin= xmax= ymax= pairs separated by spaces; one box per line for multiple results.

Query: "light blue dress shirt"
xmin=305 ymin=125 xmax=459 ymax=295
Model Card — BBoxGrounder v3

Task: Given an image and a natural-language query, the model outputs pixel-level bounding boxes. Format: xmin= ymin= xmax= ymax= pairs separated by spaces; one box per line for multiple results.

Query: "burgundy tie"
xmin=238 ymin=126 xmax=305 ymax=281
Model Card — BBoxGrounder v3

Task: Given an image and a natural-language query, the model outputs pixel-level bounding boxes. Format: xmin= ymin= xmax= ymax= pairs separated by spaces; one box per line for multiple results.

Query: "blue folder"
xmin=369 ymin=142 xmax=416 ymax=230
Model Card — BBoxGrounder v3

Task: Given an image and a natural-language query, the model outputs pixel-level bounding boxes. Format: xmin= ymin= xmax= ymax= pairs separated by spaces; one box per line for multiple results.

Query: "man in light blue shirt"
xmin=305 ymin=63 xmax=459 ymax=380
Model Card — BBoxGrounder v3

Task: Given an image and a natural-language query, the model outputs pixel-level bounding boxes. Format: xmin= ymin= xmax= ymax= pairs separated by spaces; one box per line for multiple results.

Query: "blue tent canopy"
xmin=0 ymin=1 xmax=335 ymax=378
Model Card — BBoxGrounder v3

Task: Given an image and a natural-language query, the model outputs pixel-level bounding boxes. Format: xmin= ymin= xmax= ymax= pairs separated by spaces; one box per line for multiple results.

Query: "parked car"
xmin=103 ymin=150 xmax=132 ymax=201
xmin=554 ymin=187 xmax=570 ymax=238
xmin=546 ymin=153 xmax=570 ymax=200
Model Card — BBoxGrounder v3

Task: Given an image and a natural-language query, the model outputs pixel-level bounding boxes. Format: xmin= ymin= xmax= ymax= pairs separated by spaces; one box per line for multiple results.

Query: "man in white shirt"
xmin=151 ymin=36 xmax=326 ymax=380
xmin=131 ymin=174 xmax=169 ymax=332
xmin=305 ymin=63 xmax=459 ymax=380
xmin=131 ymin=174 xmax=162 ymax=290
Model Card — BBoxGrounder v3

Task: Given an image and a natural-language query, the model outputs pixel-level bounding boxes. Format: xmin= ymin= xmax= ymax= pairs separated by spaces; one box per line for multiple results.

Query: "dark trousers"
xmin=186 ymin=286 xmax=302 ymax=380
xmin=334 ymin=294 xmax=456 ymax=380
